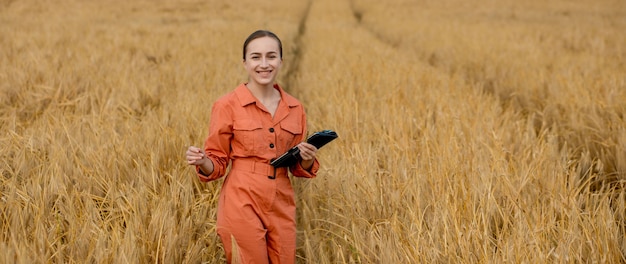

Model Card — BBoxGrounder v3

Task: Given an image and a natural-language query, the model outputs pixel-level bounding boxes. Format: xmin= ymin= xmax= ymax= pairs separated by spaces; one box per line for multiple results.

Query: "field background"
xmin=1 ymin=0 xmax=625 ymax=263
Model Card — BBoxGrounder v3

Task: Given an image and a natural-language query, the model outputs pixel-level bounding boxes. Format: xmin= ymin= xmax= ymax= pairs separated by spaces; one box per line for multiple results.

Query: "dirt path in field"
xmin=287 ymin=0 xmax=432 ymax=77
xmin=282 ymin=1 xmax=313 ymax=92
xmin=287 ymin=0 xmax=464 ymax=102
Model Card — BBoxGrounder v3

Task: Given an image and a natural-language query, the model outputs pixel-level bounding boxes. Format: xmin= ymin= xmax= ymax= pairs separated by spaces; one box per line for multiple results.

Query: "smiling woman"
xmin=242 ymin=31 xmax=284 ymax=117
xmin=185 ymin=30 xmax=321 ymax=264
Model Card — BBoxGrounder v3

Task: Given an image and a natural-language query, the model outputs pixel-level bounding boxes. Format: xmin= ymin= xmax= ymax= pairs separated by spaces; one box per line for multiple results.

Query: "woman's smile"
xmin=243 ymin=36 xmax=283 ymax=88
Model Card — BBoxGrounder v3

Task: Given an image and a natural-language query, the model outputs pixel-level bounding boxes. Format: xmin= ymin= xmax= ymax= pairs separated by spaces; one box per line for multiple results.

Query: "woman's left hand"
xmin=297 ymin=142 xmax=317 ymax=161
xmin=297 ymin=142 xmax=317 ymax=170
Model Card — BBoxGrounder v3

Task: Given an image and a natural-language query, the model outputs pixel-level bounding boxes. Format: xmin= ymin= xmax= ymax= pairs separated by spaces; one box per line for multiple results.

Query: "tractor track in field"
xmin=282 ymin=0 xmax=312 ymax=93
xmin=348 ymin=0 xmax=400 ymax=49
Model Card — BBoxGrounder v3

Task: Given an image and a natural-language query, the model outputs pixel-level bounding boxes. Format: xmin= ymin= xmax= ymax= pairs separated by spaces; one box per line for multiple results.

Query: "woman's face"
xmin=243 ymin=36 xmax=282 ymax=87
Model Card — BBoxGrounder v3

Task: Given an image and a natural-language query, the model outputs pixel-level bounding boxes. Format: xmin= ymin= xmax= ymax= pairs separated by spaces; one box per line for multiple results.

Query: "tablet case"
xmin=270 ymin=130 xmax=338 ymax=168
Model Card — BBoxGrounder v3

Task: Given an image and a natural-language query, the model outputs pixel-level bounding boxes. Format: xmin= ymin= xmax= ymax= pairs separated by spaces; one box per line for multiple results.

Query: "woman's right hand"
xmin=186 ymin=146 xmax=207 ymax=165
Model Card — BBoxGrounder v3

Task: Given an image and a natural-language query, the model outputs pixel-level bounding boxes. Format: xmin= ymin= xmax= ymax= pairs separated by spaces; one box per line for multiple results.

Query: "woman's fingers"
xmin=186 ymin=146 xmax=205 ymax=164
xmin=297 ymin=143 xmax=317 ymax=160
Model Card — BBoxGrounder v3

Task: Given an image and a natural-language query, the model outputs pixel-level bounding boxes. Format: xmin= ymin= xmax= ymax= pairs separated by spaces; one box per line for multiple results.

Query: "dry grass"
xmin=1 ymin=0 xmax=625 ymax=263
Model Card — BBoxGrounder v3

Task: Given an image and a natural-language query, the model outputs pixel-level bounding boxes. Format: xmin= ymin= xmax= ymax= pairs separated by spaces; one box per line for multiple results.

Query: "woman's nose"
xmin=261 ymin=58 xmax=269 ymax=67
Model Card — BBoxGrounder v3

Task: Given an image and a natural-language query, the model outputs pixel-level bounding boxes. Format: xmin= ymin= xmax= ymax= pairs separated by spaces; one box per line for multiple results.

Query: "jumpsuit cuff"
xmin=195 ymin=166 xmax=211 ymax=182
xmin=291 ymin=158 xmax=319 ymax=178
xmin=195 ymin=156 xmax=223 ymax=182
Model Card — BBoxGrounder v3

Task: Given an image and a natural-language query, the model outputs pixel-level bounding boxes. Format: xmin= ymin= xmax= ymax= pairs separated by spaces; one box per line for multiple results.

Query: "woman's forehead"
xmin=247 ymin=37 xmax=280 ymax=53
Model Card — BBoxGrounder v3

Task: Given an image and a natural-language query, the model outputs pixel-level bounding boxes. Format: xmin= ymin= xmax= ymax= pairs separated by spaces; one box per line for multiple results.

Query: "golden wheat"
xmin=1 ymin=0 xmax=624 ymax=263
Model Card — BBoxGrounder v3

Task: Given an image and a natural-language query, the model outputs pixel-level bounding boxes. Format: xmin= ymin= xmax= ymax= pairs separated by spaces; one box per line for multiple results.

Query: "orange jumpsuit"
xmin=196 ymin=83 xmax=319 ymax=264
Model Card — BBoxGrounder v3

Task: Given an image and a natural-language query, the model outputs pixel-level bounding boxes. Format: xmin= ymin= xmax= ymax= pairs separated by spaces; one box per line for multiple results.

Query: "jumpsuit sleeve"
xmin=289 ymin=106 xmax=319 ymax=178
xmin=291 ymin=159 xmax=319 ymax=178
xmin=196 ymin=100 xmax=232 ymax=182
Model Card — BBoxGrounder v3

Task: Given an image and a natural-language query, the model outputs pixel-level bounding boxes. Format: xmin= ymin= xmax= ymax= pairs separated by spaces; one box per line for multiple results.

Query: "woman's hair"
xmin=242 ymin=30 xmax=283 ymax=60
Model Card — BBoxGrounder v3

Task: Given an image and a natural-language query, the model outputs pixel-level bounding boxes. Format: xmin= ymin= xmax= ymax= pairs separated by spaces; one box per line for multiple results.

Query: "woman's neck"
xmin=246 ymin=82 xmax=276 ymax=100
xmin=246 ymin=82 xmax=281 ymax=117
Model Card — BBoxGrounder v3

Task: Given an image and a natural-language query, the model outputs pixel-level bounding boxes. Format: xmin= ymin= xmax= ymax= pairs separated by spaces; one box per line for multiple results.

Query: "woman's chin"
xmin=251 ymin=78 xmax=276 ymax=86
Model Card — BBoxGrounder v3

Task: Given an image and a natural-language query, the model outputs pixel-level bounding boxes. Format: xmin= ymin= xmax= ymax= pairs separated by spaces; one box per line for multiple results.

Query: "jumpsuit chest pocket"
xmin=233 ymin=119 xmax=263 ymax=153
xmin=279 ymin=116 xmax=302 ymax=148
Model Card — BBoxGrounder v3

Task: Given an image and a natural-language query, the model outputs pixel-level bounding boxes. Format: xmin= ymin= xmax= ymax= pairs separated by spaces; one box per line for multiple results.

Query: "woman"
xmin=186 ymin=30 xmax=319 ymax=264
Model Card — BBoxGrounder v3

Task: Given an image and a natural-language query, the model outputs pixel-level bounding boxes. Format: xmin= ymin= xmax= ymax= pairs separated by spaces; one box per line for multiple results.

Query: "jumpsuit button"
xmin=269 ymin=143 xmax=275 ymax=148
xmin=269 ymin=128 xmax=275 ymax=133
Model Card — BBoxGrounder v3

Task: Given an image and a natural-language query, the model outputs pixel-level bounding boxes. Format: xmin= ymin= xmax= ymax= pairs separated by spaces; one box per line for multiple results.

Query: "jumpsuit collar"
xmin=234 ymin=83 xmax=299 ymax=124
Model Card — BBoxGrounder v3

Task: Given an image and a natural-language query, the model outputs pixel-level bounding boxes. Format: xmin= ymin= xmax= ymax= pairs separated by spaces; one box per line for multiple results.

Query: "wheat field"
xmin=1 ymin=0 xmax=625 ymax=263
